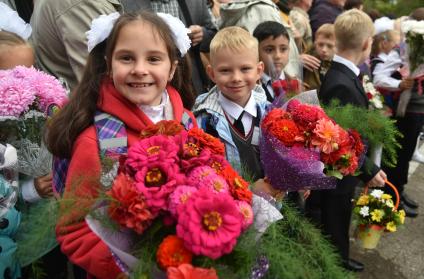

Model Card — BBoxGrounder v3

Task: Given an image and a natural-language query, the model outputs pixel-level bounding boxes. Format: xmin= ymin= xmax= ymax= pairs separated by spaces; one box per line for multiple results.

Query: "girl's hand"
xmin=188 ymin=25 xmax=204 ymax=46
xmin=34 ymin=173 xmax=54 ymax=198
xmin=366 ymin=170 xmax=387 ymax=188
xmin=399 ymin=77 xmax=414 ymax=90
xmin=300 ymin=54 xmax=321 ymax=71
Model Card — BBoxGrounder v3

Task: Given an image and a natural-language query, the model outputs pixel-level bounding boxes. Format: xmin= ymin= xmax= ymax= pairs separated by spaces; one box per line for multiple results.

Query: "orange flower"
xmin=269 ymin=119 xmax=300 ymax=147
xmin=311 ymin=118 xmax=340 ymax=154
xmin=188 ymin=127 xmax=225 ymax=156
xmin=156 ymin=235 xmax=193 ymax=269
xmin=221 ymin=166 xmax=252 ymax=204
xmin=167 ymin=264 xmax=218 ymax=279
xmin=140 ymin=120 xmax=183 ymax=139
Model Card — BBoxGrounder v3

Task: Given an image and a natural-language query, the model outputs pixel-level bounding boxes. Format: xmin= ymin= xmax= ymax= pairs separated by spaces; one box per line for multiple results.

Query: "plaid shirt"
xmin=151 ymin=0 xmax=180 ymax=18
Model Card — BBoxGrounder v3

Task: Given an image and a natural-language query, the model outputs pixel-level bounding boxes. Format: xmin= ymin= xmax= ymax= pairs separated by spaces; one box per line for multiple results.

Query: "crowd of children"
xmin=1 ymin=0 xmax=424 ymax=278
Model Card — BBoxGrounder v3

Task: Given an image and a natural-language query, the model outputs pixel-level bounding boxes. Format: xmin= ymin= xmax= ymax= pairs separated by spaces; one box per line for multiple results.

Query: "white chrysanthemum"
xmin=359 ymin=206 xmax=370 ymax=217
xmin=385 ymin=199 xmax=394 ymax=208
xmin=157 ymin=13 xmax=191 ymax=57
xmin=371 ymin=189 xmax=384 ymax=199
xmin=86 ymin=12 xmax=120 ymax=52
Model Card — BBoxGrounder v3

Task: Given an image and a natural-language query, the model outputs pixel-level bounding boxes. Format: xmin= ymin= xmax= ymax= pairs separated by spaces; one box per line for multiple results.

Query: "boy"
xmin=193 ymin=26 xmax=273 ymax=190
xmin=303 ymin=23 xmax=335 ymax=92
xmin=253 ymin=21 xmax=299 ymax=102
xmin=306 ymin=9 xmax=387 ymax=272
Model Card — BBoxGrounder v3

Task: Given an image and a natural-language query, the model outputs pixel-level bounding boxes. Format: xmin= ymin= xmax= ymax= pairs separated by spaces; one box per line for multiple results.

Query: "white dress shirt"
xmin=218 ymin=92 xmax=257 ymax=136
xmin=333 ymin=54 xmax=361 ymax=77
xmin=372 ymin=50 xmax=402 ymax=90
xmin=140 ymin=91 xmax=169 ymax=124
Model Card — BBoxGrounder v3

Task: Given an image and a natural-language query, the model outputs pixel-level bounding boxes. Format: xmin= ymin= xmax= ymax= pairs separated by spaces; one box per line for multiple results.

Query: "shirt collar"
xmin=218 ymin=91 xmax=257 ymax=120
xmin=261 ymin=73 xmax=272 ymax=85
xmin=333 ymin=54 xmax=360 ymax=77
xmin=139 ymin=91 xmax=168 ymax=123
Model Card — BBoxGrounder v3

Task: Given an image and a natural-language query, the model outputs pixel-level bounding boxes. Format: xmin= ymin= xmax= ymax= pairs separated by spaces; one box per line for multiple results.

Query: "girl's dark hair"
xmin=45 ymin=11 xmax=195 ymax=158
xmin=253 ymin=21 xmax=290 ymax=43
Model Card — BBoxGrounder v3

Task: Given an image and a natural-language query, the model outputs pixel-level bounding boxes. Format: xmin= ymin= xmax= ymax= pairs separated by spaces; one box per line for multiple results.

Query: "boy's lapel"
xmin=333 ymin=62 xmax=369 ymax=105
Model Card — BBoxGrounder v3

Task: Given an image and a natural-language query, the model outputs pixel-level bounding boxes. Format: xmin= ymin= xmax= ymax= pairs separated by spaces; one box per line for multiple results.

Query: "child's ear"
xmin=168 ymin=60 xmax=179 ymax=81
xmin=206 ymin=64 xmax=215 ymax=82
xmin=256 ymin=61 xmax=264 ymax=78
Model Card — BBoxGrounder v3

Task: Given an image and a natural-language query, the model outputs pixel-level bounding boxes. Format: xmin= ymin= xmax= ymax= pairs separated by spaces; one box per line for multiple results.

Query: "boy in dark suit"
xmin=306 ymin=9 xmax=387 ymax=272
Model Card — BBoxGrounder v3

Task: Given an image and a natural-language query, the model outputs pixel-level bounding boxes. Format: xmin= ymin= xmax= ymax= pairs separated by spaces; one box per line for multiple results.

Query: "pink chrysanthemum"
xmin=134 ymin=162 xmax=185 ymax=214
xmin=0 ymin=77 xmax=35 ymax=117
xmin=126 ymin=135 xmax=180 ymax=173
xmin=168 ymin=185 xmax=198 ymax=217
xmin=176 ymin=188 xmax=243 ymax=259
xmin=235 ymin=200 xmax=254 ymax=231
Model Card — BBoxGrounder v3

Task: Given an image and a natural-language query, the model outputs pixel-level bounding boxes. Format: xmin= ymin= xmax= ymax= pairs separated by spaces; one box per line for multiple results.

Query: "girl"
xmin=0 ymin=30 xmax=34 ymax=69
xmin=45 ymin=11 xmax=196 ymax=279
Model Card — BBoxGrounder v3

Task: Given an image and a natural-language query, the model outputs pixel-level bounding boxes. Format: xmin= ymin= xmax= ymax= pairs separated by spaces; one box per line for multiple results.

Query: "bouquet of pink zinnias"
xmin=0 ymin=66 xmax=67 ymax=177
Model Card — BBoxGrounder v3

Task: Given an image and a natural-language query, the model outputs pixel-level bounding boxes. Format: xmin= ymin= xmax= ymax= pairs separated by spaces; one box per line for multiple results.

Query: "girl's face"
xmin=0 ymin=45 xmax=34 ymax=69
xmin=111 ymin=20 xmax=177 ymax=106
xmin=382 ymin=33 xmax=401 ymax=54
xmin=258 ymin=35 xmax=290 ymax=77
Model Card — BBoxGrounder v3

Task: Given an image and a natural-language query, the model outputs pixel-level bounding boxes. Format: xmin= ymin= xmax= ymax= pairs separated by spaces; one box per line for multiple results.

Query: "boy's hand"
xmin=399 ymin=77 xmax=414 ymax=90
xmin=302 ymin=190 xmax=311 ymax=199
xmin=188 ymin=25 xmax=203 ymax=46
xmin=34 ymin=173 xmax=54 ymax=198
xmin=366 ymin=170 xmax=387 ymax=188
xmin=253 ymin=178 xmax=285 ymax=199
xmin=300 ymin=54 xmax=321 ymax=71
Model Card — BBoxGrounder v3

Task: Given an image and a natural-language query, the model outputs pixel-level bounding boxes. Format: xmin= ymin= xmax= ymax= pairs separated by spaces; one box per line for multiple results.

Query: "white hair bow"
xmin=157 ymin=12 xmax=191 ymax=57
xmin=86 ymin=12 xmax=120 ymax=52
xmin=0 ymin=3 xmax=32 ymax=40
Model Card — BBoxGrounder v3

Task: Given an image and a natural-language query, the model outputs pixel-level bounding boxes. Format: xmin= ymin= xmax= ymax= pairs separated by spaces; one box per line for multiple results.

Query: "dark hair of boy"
xmin=253 ymin=21 xmax=290 ymax=43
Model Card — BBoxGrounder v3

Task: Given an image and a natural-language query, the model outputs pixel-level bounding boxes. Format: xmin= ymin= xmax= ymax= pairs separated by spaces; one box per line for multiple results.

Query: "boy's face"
xmin=314 ymin=35 xmax=335 ymax=61
xmin=258 ymin=35 xmax=289 ymax=78
xmin=208 ymin=47 xmax=263 ymax=107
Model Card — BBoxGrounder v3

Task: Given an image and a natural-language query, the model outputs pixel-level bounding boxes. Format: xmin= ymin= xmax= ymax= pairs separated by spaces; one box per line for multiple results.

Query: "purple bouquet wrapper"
xmin=260 ymin=130 xmax=337 ymax=192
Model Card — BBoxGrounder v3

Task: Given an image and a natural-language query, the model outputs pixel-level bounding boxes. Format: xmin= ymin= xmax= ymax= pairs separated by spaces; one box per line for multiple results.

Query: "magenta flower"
xmin=134 ymin=162 xmax=184 ymax=214
xmin=168 ymin=185 xmax=198 ymax=217
xmin=199 ymin=172 xmax=230 ymax=195
xmin=188 ymin=166 xmax=217 ymax=184
xmin=176 ymin=188 xmax=243 ymax=259
xmin=126 ymin=135 xmax=180 ymax=173
xmin=235 ymin=200 xmax=254 ymax=231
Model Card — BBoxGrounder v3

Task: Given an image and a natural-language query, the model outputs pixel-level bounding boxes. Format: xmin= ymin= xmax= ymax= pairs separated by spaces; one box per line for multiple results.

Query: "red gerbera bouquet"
xmin=260 ymin=99 xmax=365 ymax=192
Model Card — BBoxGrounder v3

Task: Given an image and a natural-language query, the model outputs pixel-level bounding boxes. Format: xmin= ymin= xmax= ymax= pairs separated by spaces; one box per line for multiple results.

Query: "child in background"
xmin=0 ymin=30 xmax=34 ymax=69
xmin=310 ymin=9 xmax=387 ymax=272
xmin=193 ymin=26 xmax=279 ymax=196
xmin=303 ymin=23 xmax=335 ymax=92
xmin=45 ymin=11 xmax=196 ymax=278
xmin=253 ymin=21 xmax=300 ymax=102
xmin=370 ymin=29 xmax=414 ymax=110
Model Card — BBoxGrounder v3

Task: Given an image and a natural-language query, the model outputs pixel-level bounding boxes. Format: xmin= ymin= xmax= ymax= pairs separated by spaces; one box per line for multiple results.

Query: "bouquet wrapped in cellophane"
xmin=0 ymin=66 xmax=67 ymax=177
xmin=260 ymin=91 xmax=366 ymax=192
xmin=72 ymin=120 xmax=352 ymax=279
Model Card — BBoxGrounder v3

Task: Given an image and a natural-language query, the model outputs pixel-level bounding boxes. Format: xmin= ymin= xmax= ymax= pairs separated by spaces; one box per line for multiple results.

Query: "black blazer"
xmin=319 ymin=61 xmax=379 ymax=192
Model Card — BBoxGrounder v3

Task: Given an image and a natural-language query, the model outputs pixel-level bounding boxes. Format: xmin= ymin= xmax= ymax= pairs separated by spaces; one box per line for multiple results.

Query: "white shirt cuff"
xmin=21 ymin=178 xmax=42 ymax=203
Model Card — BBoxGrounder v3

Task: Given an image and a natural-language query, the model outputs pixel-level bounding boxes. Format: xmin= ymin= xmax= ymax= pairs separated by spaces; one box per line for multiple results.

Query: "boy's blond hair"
xmin=334 ymin=9 xmax=374 ymax=51
xmin=210 ymin=26 xmax=259 ymax=65
xmin=315 ymin=24 xmax=335 ymax=41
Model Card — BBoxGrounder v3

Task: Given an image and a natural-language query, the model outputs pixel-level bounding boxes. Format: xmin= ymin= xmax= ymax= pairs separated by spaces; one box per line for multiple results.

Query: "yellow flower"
xmin=386 ymin=221 xmax=397 ymax=232
xmin=381 ymin=194 xmax=392 ymax=200
xmin=371 ymin=209 xmax=385 ymax=222
xmin=398 ymin=209 xmax=406 ymax=224
xmin=356 ymin=195 xmax=369 ymax=206
xmin=385 ymin=199 xmax=394 ymax=208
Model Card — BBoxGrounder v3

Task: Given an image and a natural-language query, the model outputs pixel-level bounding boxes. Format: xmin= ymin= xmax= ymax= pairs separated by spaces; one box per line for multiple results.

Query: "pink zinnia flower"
xmin=312 ymin=118 xmax=340 ymax=154
xmin=126 ymin=135 xmax=179 ymax=173
xmin=200 ymin=173 xmax=230 ymax=195
xmin=188 ymin=166 xmax=217 ymax=185
xmin=176 ymin=188 xmax=243 ymax=259
xmin=205 ymin=154 xmax=231 ymax=175
xmin=235 ymin=200 xmax=254 ymax=231
xmin=168 ymin=185 xmax=198 ymax=217
xmin=134 ymin=162 xmax=184 ymax=214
